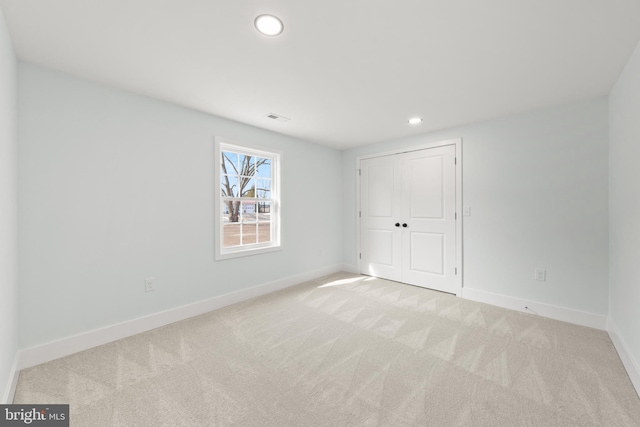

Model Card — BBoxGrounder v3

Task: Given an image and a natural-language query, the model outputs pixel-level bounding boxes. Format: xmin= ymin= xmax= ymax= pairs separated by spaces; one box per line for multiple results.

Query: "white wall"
xmin=609 ymin=38 xmax=640 ymax=390
xmin=343 ymin=98 xmax=609 ymax=317
xmin=0 ymin=6 xmax=18 ymax=403
xmin=18 ymin=63 xmax=343 ymax=349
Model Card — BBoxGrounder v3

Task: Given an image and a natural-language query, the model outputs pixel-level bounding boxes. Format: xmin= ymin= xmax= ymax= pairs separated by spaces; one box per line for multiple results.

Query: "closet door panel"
xmin=360 ymin=155 xmax=402 ymax=281
xmin=401 ymin=145 xmax=456 ymax=293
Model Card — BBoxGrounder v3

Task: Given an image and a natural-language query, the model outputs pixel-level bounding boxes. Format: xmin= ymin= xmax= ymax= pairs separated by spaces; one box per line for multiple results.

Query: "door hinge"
xmin=455 ymin=212 xmax=457 ymax=220
xmin=358 ymin=169 xmax=361 ymax=176
xmin=359 ymin=253 xmax=362 ymax=259
xmin=455 ymin=268 xmax=458 ymax=275
xmin=455 ymin=157 xmax=457 ymax=165
xmin=359 ymin=211 xmax=361 ymax=218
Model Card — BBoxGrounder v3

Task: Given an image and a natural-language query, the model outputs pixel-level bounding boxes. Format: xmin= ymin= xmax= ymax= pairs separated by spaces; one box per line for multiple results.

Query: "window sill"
xmin=215 ymin=244 xmax=283 ymax=261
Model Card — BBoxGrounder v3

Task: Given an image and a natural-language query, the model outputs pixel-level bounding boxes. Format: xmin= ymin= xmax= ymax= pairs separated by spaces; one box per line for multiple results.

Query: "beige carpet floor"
xmin=14 ymin=272 xmax=640 ymax=426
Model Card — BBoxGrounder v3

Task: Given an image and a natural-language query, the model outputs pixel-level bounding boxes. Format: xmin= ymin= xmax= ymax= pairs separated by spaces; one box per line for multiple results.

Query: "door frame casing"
xmin=356 ymin=138 xmax=463 ymax=296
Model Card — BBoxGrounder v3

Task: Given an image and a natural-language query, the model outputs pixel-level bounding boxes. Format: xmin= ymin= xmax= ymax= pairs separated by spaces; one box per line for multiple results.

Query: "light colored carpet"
xmin=14 ymin=272 xmax=640 ymax=426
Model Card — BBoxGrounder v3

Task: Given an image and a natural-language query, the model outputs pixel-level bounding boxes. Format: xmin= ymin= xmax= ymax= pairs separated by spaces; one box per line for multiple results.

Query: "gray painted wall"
xmin=17 ymin=63 xmax=343 ymax=349
xmin=610 ymin=38 xmax=640 ymax=380
xmin=0 ymin=6 xmax=18 ymax=403
xmin=342 ymin=98 xmax=609 ymax=316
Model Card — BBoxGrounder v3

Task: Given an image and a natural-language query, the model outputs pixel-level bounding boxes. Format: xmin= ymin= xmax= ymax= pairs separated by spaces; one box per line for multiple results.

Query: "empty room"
xmin=1 ymin=1 xmax=640 ymax=425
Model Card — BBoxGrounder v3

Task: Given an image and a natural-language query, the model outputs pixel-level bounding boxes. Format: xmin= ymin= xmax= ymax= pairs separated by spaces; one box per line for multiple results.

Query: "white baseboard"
xmin=461 ymin=287 xmax=607 ymax=330
xmin=2 ymin=354 xmax=19 ymax=404
xmin=607 ymin=318 xmax=640 ymax=397
xmin=17 ymin=264 xmax=343 ymax=370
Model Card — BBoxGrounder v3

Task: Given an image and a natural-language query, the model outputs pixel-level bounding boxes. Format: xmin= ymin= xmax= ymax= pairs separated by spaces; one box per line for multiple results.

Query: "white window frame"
xmin=214 ymin=137 xmax=282 ymax=260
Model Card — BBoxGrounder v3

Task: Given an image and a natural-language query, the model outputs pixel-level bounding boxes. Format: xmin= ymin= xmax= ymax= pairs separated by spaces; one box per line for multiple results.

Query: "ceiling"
xmin=1 ymin=1 xmax=640 ymax=150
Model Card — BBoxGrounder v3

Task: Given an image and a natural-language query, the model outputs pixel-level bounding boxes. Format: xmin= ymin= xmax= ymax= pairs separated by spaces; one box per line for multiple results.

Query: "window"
xmin=215 ymin=139 xmax=281 ymax=259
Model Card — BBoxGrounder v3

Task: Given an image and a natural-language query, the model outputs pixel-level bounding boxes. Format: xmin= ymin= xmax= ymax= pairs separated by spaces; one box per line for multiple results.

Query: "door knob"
xmin=402 ymin=223 xmax=408 ymax=228
xmin=395 ymin=223 xmax=400 ymax=227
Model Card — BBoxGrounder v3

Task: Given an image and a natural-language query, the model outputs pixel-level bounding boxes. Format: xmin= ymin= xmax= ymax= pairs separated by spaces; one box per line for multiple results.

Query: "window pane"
xmin=222 ymin=203 xmax=229 ymax=223
xmin=221 ymin=175 xmax=239 ymax=197
xmin=256 ymin=179 xmax=271 ymax=198
xmin=242 ymin=224 xmax=257 ymax=245
xmin=258 ymin=222 xmax=271 ymax=243
xmin=257 ymin=201 xmax=271 ymax=220
xmin=241 ymin=201 xmax=256 ymax=223
xmin=239 ymin=177 xmax=255 ymax=197
xmin=222 ymin=151 xmax=239 ymax=175
xmin=239 ymin=154 xmax=254 ymax=177
xmin=223 ymin=224 xmax=241 ymax=247
xmin=222 ymin=200 xmax=241 ymax=223
xmin=256 ymin=158 xmax=271 ymax=178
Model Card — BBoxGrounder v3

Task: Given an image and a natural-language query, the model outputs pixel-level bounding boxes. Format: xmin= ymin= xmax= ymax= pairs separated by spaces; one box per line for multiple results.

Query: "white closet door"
xmin=360 ymin=144 xmax=457 ymax=294
xmin=401 ymin=145 xmax=456 ymax=293
xmin=360 ymin=155 xmax=402 ymax=281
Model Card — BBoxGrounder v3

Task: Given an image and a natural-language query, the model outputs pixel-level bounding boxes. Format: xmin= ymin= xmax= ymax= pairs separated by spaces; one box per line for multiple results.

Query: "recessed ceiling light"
xmin=408 ymin=117 xmax=423 ymax=125
xmin=255 ymin=14 xmax=284 ymax=36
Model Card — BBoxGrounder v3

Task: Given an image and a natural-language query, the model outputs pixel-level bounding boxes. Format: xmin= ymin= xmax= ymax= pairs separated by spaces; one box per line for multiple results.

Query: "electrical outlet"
xmin=535 ymin=269 xmax=546 ymax=281
xmin=145 ymin=277 xmax=155 ymax=292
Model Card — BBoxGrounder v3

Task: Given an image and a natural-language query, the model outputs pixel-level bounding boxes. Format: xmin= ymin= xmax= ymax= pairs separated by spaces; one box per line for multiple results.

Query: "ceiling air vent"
xmin=265 ymin=113 xmax=291 ymax=123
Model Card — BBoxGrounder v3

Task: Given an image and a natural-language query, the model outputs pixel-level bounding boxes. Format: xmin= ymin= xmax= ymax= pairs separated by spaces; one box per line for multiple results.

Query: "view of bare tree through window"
xmin=221 ymin=150 xmax=272 ymax=248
